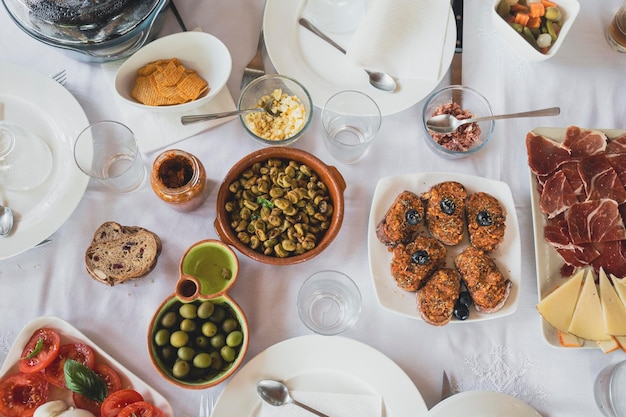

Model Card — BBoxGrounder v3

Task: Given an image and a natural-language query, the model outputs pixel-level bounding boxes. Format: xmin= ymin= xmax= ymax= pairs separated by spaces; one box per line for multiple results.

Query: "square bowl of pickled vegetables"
xmin=492 ymin=0 xmax=580 ymax=61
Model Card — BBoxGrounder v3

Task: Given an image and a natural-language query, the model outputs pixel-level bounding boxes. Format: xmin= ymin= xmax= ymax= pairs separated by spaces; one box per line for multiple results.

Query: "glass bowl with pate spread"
xmin=238 ymin=74 xmax=313 ymax=147
xmin=150 ymin=149 xmax=209 ymax=211
xmin=421 ymin=85 xmax=495 ymax=159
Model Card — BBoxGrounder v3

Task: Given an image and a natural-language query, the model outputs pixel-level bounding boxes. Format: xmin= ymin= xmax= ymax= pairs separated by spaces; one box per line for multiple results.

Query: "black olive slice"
xmin=411 ymin=250 xmax=429 ymax=265
xmin=405 ymin=209 xmax=421 ymax=225
xmin=440 ymin=197 xmax=456 ymax=215
xmin=476 ymin=210 xmax=493 ymax=226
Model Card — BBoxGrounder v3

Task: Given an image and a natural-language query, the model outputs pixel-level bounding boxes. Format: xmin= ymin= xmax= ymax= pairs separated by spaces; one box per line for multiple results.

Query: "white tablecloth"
xmin=1 ymin=1 xmax=625 ymax=416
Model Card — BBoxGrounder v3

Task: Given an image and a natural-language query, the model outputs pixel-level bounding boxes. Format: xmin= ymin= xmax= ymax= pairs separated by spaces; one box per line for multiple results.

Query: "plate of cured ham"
xmin=527 ymin=126 xmax=626 ymax=348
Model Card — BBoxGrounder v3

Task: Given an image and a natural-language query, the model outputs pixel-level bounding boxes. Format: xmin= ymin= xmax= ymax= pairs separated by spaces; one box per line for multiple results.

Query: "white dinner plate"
xmin=528 ymin=127 xmax=626 ymax=349
xmin=0 ymin=64 xmax=89 ymax=259
xmin=0 ymin=316 xmax=173 ymax=416
xmin=262 ymin=0 xmax=456 ymax=116
xmin=212 ymin=335 xmax=428 ymax=417
xmin=368 ymin=172 xmax=521 ymax=323
xmin=425 ymin=391 xmax=542 ymax=417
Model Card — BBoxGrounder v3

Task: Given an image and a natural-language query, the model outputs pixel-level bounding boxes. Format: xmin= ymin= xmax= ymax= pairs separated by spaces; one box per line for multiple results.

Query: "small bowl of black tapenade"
xmin=150 ymin=149 xmax=209 ymax=212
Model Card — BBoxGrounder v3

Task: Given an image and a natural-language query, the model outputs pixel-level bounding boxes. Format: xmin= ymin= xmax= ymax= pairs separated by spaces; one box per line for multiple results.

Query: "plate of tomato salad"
xmin=0 ymin=316 xmax=172 ymax=417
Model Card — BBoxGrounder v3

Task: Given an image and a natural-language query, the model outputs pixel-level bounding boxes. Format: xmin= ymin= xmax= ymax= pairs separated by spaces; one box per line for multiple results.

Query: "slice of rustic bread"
xmin=85 ymin=222 xmax=162 ymax=286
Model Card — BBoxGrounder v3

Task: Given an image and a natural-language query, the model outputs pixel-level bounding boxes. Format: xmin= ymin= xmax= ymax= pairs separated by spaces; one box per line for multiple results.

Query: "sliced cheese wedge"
xmin=612 ymin=274 xmax=626 ymax=305
xmin=599 ymin=268 xmax=626 ymax=335
xmin=568 ymin=271 xmax=612 ymax=341
xmin=557 ymin=330 xmax=583 ymax=347
xmin=615 ymin=335 xmax=626 ymax=352
xmin=537 ymin=269 xmax=585 ymax=333
xmin=596 ymin=338 xmax=620 ymax=354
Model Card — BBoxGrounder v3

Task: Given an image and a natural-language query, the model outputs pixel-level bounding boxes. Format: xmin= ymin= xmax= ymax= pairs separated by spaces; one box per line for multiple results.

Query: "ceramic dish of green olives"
xmin=215 ymin=147 xmax=346 ymax=266
xmin=148 ymin=240 xmax=249 ymax=389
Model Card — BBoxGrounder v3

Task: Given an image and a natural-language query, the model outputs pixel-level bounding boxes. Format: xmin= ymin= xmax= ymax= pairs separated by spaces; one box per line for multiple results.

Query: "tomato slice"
xmin=117 ymin=401 xmax=165 ymax=417
xmin=100 ymin=389 xmax=144 ymax=417
xmin=45 ymin=342 xmax=96 ymax=388
xmin=0 ymin=372 xmax=49 ymax=417
xmin=94 ymin=363 xmax=122 ymax=394
xmin=18 ymin=328 xmax=61 ymax=373
xmin=73 ymin=392 xmax=103 ymax=416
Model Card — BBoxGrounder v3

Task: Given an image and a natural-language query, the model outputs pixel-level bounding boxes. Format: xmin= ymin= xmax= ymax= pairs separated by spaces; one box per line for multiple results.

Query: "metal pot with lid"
xmin=2 ymin=0 xmax=169 ymax=62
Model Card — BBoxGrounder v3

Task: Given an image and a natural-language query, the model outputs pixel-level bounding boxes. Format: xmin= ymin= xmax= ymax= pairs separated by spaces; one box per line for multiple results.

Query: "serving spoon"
xmin=298 ymin=18 xmax=397 ymax=93
xmin=426 ymin=106 xmax=560 ymax=134
xmin=256 ymin=379 xmax=330 ymax=417
xmin=0 ymin=204 xmax=13 ymax=236
xmin=181 ymin=99 xmax=280 ymax=125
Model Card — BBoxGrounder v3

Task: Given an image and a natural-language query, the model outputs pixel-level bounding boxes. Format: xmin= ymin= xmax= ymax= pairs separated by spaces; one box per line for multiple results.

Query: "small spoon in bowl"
xmin=181 ymin=99 xmax=280 ymax=125
xmin=426 ymin=106 xmax=560 ymax=134
xmin=298 ymin=18 xmax=397 ymax=93
xmin=256 ymin=379 xmax=330 ymax=417
xmin=0 ymin=204 xmax=14 ymax=236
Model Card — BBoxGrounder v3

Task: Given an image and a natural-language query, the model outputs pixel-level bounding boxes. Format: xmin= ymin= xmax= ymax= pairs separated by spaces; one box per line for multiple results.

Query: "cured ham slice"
xmin=591 ymin=240 xmax=626 ymax=278
xmin=607 ymin=153 xmax=626 ymax=186
xmin=566 ymin=199 xmax=626 ymax=244
xmin=544 ymin=216 xmax=601 ymax=267
xmin=527 ymin=132 xmax=570 ymax=176
xmin=606 ymin=133 xmax=626 ymax=155
xmin=540 ymin=170 xmax=578 ymax=219
xmin=578 ymin=154 xmax=626 ymax=204
xmin=560 ymin=161 xmax=586 ymax=201
xmin=563 ymin=126 xmax=607 ymax=159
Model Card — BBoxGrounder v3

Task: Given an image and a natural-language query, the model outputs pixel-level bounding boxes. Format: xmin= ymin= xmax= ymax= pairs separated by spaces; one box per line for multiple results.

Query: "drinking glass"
xmin=0 ymin=122 xmax=52 ymax=191
xmin=321 ymin=90 xmax=381 ymax=164
xmin=595 ymin=360 xmax=626 ymax=417
xmin=607 ymin=0 xmax=626 ymax=53
xmin=73 ymin=120 xmax=146 ymax=193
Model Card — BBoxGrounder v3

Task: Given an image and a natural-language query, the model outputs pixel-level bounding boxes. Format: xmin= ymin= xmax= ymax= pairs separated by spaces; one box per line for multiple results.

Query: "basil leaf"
xmin=64 ymin=359 xmax=108 ymax=402
xmin=25 ymin=337 xmax=44 ymax=359
xmin=257 ymin=196 xmax=274 ymax=209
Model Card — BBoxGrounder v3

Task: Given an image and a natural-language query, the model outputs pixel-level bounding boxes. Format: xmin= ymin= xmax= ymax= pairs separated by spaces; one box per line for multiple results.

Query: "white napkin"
xmin=346 ymin=0 xmax=450 ymax=81
xmin=101 ymin=59 xmax=236 ymax=154
xmin=260 ymin=391 xmax=382 ymax=417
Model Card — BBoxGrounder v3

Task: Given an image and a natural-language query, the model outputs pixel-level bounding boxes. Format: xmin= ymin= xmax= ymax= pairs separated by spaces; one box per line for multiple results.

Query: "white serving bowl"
xmin=491 ymin=0 xmax=580 ymax=61
xmin=114 ymin=31 xmax=231 ymax=113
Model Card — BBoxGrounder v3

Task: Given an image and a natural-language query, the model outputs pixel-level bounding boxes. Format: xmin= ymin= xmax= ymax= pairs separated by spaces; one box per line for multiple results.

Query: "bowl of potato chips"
xmin=114 ymin=31 xmax=231 ymax=113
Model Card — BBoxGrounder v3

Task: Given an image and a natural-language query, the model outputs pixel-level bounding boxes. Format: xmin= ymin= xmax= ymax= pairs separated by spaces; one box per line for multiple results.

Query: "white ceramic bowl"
xmin=114 ymin=31 xmax=231 ymax=113
xmin=491 ymin=0 xmax=580 ymax=61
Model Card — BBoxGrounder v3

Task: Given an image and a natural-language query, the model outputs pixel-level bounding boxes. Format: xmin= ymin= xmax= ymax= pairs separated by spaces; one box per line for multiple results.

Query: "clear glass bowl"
xmin=421 ymin=85 xmax=495 ymax=160
xmin=238 ymin=74 xmax=313 ymax=147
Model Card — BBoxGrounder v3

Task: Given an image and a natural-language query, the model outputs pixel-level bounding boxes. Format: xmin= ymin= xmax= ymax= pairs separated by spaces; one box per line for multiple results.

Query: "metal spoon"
xmin=181 ymin=99 xmax=280 ymax=125
xmin=0 ymin=204 xmax=13 ymax=236
xmin=298 ymin=18 xmax=397 ymax=93
xmin=426 ymin=106 xmax=560 ymax=134
xmin=256 ymin=379 xmax=330 ymax=417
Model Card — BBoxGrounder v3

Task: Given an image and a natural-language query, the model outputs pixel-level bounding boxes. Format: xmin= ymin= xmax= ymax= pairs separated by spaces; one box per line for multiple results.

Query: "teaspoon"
xmin=181 ymin=99 xmax=280 ymax=125
xmin=426 ymin=106 xmax=560 ymax=134
xmin=0 ymin=204 xmax=14 ymax=236
xmin=256 ymin=379 xmax=330 ymax=417
xmin=298 ymin=18 xmax=397 ymax=93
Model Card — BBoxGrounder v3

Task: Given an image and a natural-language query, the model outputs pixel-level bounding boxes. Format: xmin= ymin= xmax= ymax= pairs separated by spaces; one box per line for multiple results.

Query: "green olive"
xmin=222 ymin=318 xmax=238 ymax=333
xmin=179 ymin=303 xmax=197 ymax=319
xmin=226 ymin=330 xmax=243 ymax=347
xmin=160 ymin=346 xmax=176 ymax=364
xmin=170 ymin=330 xmax=189 ymax=348
xmin=202 ymin=322 xmax=218 ymax=337
xmin=154 ymin=329 xmax=170 ymax=347
xmin=197 ymin=301 xmax=215 ymax=319
xmin=161 ymin=311 xmax=178 ymax=328
xmin=194 ymin=335 xmax=209 ymax=349
xmin=220 ymin=345 xmax=236 ymax=362
xmin=180 ymin=318 xmax=197 ymax=333
xmin=177 ymin=346 xmax=195 ymax=361
xmin=172 ymin=360 xmax=190 ymax=379
xmin=209 ymin=351 xmax=223 ymax=370
xmin=210 ymin=334 xmax=225 ymax=349
xmin=193 ymin=352 xmax=213 ymax=369
xmin=209 ymin=306 xmax=226 ymax=323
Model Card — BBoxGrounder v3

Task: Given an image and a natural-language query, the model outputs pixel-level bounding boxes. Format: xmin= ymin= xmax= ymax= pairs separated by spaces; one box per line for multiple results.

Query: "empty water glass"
xmin=0 ymin=122 xmax=52 ymax=191
xmin=73 ymin=120 xmax=146 ymax=193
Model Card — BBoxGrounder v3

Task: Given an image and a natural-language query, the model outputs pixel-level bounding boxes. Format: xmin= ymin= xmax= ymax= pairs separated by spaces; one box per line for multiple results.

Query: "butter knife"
xmin=450 ymin=0 xmax=463 ymax=86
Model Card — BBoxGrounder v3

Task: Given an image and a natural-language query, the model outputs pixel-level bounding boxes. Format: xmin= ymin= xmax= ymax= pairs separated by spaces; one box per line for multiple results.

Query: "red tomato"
xmin=117 ymin=401 xmax=165 ymax=417
xmin=73 ymin=392 xmax=103 ymax=416
xmin=45 ymin=342 xmax=96 ymax=388
xmin=18 ymin=328 xmax=61 ymax=373
xmin=0 ymin=372 xmax=49 ymax=417
xmin=100 ymin=389 xmax=144 ymax=417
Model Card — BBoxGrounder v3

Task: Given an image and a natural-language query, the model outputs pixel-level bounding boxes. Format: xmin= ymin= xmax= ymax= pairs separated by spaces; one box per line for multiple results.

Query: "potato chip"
xmin=130 ymin=58 xmax=210 ymax=106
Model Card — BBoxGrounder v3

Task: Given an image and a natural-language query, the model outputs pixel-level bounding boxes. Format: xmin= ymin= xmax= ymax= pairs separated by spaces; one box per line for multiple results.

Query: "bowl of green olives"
xmin=215 ymin=147 xmax=346 ymax=265
xmin=148 ymin=240 xmax=249 ymax=389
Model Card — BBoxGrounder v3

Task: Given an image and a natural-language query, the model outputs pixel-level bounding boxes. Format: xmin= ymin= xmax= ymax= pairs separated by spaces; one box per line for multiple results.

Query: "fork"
xmin=240 ymin=29 xmax=265 ymax=90
xmin=198 ymin=392 xmax=214 ymax=417
xmin=50 ymin=69 xmax=67 ymax=86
